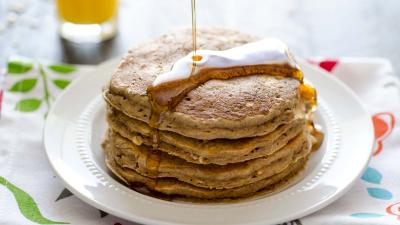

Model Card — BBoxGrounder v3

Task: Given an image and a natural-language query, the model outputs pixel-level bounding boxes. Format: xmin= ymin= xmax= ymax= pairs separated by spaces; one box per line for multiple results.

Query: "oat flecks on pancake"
xmin=104 ymin=129 xmax=311 ymax=189
xmin=105 ymin=147 xmax=309 ymax=200
xmin=107 ymin=106 xmax=305 ymax=165
xmin=102 ymin=28 xmax=321 ymax=201
xmin=105 ymin=27 xmax=301 ymax=140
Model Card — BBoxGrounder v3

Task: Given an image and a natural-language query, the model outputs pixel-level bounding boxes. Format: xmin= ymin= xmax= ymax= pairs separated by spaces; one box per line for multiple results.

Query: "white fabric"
xmin=0 ymin=58 xmax=399 ymax=225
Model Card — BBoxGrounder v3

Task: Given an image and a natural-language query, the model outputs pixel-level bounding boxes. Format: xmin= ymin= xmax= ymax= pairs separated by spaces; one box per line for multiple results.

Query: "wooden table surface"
xmin=1 ymin=0 xmax=399 ymax=75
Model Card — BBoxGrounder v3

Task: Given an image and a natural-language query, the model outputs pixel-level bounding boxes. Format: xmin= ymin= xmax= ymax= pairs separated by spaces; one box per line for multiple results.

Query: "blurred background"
xmin=0 ymin=0 xmax=399 ymax=74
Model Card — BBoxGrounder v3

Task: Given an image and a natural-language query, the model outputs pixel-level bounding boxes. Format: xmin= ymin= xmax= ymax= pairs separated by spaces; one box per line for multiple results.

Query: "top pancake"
xmin=105 ymin=27 xmax=301 ymax=140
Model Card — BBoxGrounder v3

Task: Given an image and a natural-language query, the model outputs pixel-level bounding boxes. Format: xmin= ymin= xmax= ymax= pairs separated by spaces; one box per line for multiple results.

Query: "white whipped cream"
xmin=152 ymin=38 xmax=297 ymax=86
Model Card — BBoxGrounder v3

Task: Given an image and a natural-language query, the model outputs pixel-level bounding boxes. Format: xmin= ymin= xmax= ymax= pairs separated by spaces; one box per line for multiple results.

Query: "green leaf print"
xmin=15 ymin=98 xmax=42 ymax=112
xmin=52 ymin=79 xmax=70 ymax=89
xmin=48 ymin=64 xmax=76 ymax=74
xmin=7 ymin=61 xmax=33 ymax=74
xmin=9 ymin=78 xmax=38 ymax=93
xmin=0 ymin=176 xmax=69 ymax=224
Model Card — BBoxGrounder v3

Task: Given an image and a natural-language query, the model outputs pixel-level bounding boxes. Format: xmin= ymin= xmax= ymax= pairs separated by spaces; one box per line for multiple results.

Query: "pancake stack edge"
xmin=102 ymin=28 xmax=318 ymax=201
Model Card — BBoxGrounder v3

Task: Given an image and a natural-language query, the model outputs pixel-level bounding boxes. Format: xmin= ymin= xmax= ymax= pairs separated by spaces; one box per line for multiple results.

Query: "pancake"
xmin=102 ymin=28 xmax=322 ymax=202
xmin=104 ymin=28 xmax=301 ymax=140
xmin=105 ymin=151 xmax=308 ymax=200
xmin=104 ymin=129 xmax=311 ymax=189
xmin=107 ymin=106 xmax=305 ymax=164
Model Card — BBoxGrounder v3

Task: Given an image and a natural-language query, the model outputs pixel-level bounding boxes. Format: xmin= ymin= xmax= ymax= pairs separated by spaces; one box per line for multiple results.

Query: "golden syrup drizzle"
xmin=148 ymin=99 xmax=162 ymax=148
xmin=301 ymin=83 xmax=321 ymax=150
xmin=148 ymin=63 xmax=303 ymax=109
xmin=307 ymin=121 xmax=324 ymax=151
xmin=148 ymin=0 xmax=201 ymax=148
xmin=146 ymin=4 xmax=321 ymax=149
xmin=299 ymin=83 xmax=317 ymax=110
xmin=191 ymin=0 xmax=197 ymax=58
xmin=192 ymin=55 xmax=203 ymax=61
xmin=191 ymin=0 xmax=203 ymax=77
xmin=147 ymin=39 xmax=319 ymax=126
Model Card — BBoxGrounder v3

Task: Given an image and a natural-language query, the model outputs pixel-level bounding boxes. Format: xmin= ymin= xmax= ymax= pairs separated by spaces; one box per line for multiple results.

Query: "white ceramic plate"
xmin=44 ymin=58 xmax=374 ymax=225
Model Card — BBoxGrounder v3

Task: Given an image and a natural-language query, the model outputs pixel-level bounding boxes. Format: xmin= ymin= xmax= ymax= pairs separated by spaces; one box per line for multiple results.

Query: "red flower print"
xmin=386 ymin=201 xmax=400 ymax=220
xmin=318 ymin=60 xmax=339 ymax=72
xmin=307 ymin=59 xmax=339 ymax=73
xmin=372 ymin=112 xmax=396 ymax=156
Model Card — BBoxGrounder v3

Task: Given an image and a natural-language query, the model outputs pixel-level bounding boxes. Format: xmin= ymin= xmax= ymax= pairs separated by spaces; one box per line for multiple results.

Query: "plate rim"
xmin=44 ymin=58 xmax=374 ymax=225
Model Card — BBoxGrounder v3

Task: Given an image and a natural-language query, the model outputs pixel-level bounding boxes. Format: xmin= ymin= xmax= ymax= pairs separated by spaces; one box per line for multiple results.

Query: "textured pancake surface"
xmin=107 ymin=106 xmax=305 ymax=164
xmin=105 ymin=150 xmax=308 ymax=200
xmin=104 ymin=27 xmax=301 ymax=140
xmin=104 ymin=130 xmax=311 ymax=189
xmin=102 ymin=28 xmax=317 ymax=201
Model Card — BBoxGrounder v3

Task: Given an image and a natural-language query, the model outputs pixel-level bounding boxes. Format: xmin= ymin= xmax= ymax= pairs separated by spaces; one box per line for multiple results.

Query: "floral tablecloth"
xmin=0 ymin=57 xmax=399 ymax=225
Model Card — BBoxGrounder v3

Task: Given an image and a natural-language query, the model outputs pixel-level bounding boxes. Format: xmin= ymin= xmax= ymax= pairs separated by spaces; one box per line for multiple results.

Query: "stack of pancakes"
xmin=103 ymin=28 xmax=317 ymax=201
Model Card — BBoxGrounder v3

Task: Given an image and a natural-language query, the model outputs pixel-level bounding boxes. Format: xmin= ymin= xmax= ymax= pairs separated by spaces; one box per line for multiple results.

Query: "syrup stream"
xmin=191 ymin=0 xmax=197 ymax=58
